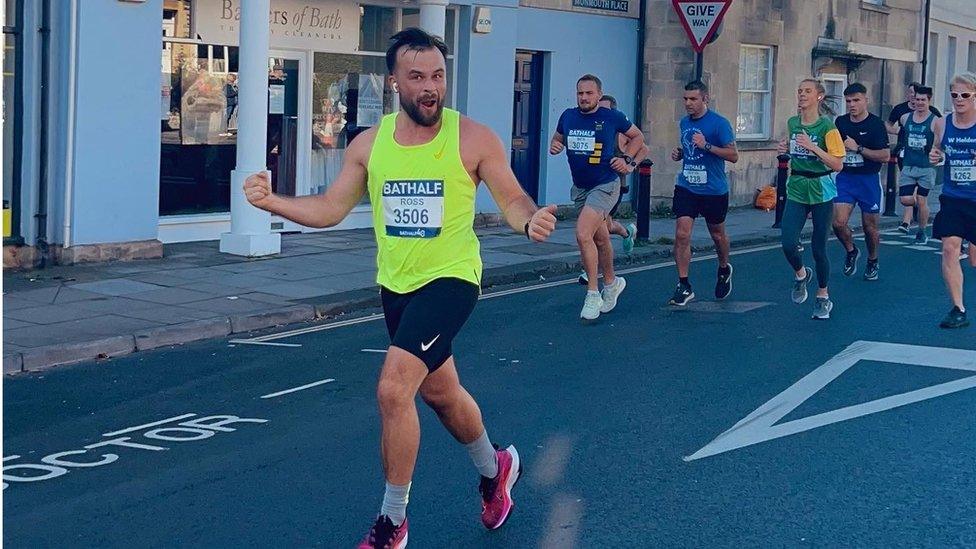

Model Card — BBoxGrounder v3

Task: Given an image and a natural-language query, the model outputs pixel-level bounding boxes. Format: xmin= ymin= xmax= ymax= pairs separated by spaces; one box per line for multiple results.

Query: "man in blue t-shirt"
xmin=667 ymin=80 xmax=738 ymax=306
xmin=550 ymin=74 xmax=646 ymax=323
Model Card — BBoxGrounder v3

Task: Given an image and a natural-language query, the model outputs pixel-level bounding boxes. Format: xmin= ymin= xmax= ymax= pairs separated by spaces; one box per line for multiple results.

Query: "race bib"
xmin=567 ymin=136 xmax=596 ymax=153
xmin=382 ymin=180 xmax=444 ymax=238
xmin=683 ymin=169 xmax=707 ymax=185
xmin=844 ymin=152 xmax=864 ymax=166
xmin=950 ymin=166 xmax=976 ymax=184
xmin=908 ymin=134 xmax=927 ymax=149
xmin=789 ymin=138 xmax=812 ymax=157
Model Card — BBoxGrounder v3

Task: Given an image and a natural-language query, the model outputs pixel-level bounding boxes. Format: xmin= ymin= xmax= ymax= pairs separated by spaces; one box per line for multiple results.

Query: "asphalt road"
xmin=4 ymin=231 xmax=976 ymax=548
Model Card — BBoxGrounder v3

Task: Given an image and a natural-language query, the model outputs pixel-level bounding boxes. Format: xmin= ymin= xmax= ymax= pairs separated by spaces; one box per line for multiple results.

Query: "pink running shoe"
xmin=357 ymin=515 xmax=408 ymax=549
xmin=479 ymin=444 xmax=522 ymax=530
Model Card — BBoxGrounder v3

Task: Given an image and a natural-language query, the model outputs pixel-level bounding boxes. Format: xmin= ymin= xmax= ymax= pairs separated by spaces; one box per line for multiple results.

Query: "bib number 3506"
xmin=382 ymin=179 xmax=445 ymax=238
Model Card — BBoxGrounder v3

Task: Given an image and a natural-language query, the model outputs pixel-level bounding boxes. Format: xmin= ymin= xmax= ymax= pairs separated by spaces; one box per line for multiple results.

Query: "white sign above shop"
xmin=192 ymin=0 xmax=361 ymax=53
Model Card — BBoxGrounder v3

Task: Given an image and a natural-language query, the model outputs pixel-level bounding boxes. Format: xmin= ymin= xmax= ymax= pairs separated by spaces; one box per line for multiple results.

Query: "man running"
xmin=832 ymin=83 xmax=890 ymax=281
xmin=887 ymin=82 xmax=942 ymax=230
xmin=576 ymin=94 xmax=647 ymax=286
xmin=929 ymin=72 xmax=976 ymax=329
xmin=550 ymin=74 xmax=646 ymax=323
xmin=244 ymin=28 xmax=557 ymax=547
xmin=899 ymin=85 xmax=938 ymax=243
xmin=667 ymin=80 xmax=738 ymax=305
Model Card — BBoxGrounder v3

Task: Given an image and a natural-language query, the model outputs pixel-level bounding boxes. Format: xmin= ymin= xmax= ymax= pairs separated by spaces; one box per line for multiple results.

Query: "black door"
xmin=511 ymin=51 xmax=542 ymax=202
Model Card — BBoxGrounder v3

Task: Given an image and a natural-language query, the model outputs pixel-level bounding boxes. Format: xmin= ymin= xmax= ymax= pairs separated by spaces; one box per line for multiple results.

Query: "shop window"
xmin=736 ymin=45 xmax=774 ymax=140
xmin=160 ymin=41 xmax=240 ymax=216
xmin=360 ymin=6 xmax=396 ymax=53
xmin=310 ymin=54 xmax=396 ymax=196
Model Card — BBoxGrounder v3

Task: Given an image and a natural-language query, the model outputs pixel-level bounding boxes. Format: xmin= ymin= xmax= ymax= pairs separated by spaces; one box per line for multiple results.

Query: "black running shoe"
xmin=715 ymin=264 xmax=733 ymax=300
xmin=863 ymin=260 xmax=879 ymax=281
xmin=939 ymin=307 xmax=970 ymax=329
xmin=897 ymin=222 xmax=910 ymax=234
xmin=668 ymin=282 xmax=695 ymax=306
xmin=843 ymin=246 xmax=860 ymax=277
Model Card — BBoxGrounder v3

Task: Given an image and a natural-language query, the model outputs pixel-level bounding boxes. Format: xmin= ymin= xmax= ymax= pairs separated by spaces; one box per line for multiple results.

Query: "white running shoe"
xmin=580 ymin=290 xmax=603 ymax=323
xmin=599 ymin=277 xmax=626 ymax=313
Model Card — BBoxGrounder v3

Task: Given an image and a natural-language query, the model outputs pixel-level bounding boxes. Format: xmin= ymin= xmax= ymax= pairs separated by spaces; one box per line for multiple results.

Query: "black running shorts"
xmin=672 ymin=185 xmax=730 ymax=225
xmin=899 ymin=184 xmax=931 ymax=198
xmin=933 ymin=194 xmax=976 ymax=243
xmin=380 ymin=277 xmax=480 ymax=372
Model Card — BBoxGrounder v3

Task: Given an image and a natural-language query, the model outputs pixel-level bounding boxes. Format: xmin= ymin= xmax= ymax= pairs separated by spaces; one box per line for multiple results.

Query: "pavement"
xmin=1 ymin=201 xmax=917 ymax=373
xmin=3 ymin=238 xmax=974 ymax=547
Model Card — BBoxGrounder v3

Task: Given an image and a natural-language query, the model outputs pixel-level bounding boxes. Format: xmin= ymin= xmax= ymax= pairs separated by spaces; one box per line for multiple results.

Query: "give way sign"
xmin=671 ymin=0 xmax=733 ymax=53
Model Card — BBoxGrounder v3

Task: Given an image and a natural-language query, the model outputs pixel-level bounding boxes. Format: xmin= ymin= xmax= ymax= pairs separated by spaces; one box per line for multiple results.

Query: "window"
xmin=946 ymin=36 xmax=957 ymax=109
xmin=737 ymin=45 xmax=774 ymax=139
xmin=159 ymin=1 xmax=459 ymax=216
xmin=310 ymin=8 xmax=457 ymax=198
xmin=927 ymin=32 xmax=939 ymax=88
xmin=3 ymin=0 xmax=21 ymax=241
xmin=820 ymin=74 xmax=848 ymax=117
xmin=862 ymin=0 xmax=883 ymax=5
xmin=969 ymin=41 xmax=976 ymax=73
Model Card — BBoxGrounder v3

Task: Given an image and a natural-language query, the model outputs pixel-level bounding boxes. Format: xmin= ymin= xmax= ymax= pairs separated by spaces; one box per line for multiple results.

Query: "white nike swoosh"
xmin=421 ymin=334 xmax=441 ymax=352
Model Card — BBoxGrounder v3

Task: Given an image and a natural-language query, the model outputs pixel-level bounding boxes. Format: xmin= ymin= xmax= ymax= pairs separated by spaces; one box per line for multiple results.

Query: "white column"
xmin=220 ymin=0 xmax=281 ymax=257
xmin=419 ymin=0 xmax=449 ymax=39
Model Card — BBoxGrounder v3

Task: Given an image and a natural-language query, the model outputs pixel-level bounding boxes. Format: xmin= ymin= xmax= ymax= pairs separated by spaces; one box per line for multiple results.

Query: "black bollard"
xmin=636 ymin=159 xmax=654 ymax=241
xmin=883 ymin=151 xmax=898 ymax=216
xmin=773 ymin=153 xmax=790 ymax=228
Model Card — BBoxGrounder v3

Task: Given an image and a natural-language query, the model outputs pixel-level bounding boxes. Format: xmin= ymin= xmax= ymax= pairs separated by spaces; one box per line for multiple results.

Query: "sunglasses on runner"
xmin=950 ymin=92 xmax=975 ymax=99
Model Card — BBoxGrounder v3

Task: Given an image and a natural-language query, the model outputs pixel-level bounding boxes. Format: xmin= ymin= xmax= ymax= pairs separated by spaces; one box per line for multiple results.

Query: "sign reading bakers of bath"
xmin=192 ymin=0 xmax=361 ymax=53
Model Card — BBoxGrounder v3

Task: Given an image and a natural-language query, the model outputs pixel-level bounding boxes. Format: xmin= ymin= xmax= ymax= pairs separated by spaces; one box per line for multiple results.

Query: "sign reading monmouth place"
xmin=571 ymin=0 xmax=629 ymax=13
xmin=193 ymin=0 xmax=360 ymax=53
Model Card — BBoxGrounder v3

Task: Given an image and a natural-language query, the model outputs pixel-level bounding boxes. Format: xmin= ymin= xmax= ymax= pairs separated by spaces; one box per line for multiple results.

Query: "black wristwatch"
xmin=704 ymin=142 xmax=713 ymax=152
xmin=524 ymin=221 xmax=531 ymax=240
xmin=623 ymin=154 xmax=637 ymax=167
xmin=856 ymin=145 xmax=864 ymax=154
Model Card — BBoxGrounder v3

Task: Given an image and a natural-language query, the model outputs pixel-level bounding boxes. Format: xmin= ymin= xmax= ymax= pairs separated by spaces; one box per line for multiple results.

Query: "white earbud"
xmin=392 ymin=82 xmax=399 ymax=93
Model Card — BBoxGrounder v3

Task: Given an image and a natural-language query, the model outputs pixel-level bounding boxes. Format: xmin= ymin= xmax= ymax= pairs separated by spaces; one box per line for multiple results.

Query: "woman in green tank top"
xmin=776 ymin=78 xmax=846 ymax=320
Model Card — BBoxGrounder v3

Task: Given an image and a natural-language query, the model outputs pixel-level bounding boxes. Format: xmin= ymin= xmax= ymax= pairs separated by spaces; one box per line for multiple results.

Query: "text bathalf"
xmin=383 ymin=180 xmax=445 ymax=197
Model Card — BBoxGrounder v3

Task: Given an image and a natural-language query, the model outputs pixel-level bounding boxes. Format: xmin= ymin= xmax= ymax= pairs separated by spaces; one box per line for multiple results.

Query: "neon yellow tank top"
xmin=367 ymin=108 xmax=482 ymax=294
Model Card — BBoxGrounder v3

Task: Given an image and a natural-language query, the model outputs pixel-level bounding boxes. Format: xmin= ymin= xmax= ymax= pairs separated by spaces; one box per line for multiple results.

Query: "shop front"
xmin=158 ymin=0 xmax=457 ymax=242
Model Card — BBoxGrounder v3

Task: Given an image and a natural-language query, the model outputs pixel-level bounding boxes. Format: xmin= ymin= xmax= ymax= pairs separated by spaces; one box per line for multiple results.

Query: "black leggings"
xmin=781 ymin=199 xmax=833 ymax=290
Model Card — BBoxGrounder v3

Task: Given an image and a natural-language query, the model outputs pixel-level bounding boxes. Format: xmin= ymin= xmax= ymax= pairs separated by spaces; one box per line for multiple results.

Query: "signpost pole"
xmin=695 ymin=51 xmax=703 ymax=81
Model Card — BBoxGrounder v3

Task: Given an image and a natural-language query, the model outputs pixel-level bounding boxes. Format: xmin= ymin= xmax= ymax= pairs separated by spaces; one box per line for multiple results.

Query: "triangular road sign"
xmin=671 ymin=0 xmax=733 ymax=53
xmin=685 ymin=341 xmax=976 ymax=461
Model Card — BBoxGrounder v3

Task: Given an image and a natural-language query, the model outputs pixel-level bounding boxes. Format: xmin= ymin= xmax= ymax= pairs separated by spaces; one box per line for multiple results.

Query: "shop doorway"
xmin=267 ymin=51 xmax=309 ymax=233
xmin=511 ymin=51 xmax=544 ymax=202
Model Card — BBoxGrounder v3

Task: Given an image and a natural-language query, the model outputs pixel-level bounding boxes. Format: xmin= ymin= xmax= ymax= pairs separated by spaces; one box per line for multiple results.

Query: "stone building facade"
xmin=640 ymin=0 xmax=925 ymax=207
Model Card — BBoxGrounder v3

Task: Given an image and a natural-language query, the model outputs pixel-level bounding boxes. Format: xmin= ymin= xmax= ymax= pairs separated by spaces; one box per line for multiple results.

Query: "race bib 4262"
xmin=382 ymin=179 xmax=445 ymax=238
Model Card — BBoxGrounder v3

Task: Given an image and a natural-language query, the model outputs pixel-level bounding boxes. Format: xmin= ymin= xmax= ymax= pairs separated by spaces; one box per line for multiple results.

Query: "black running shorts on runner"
xmin=933 ymin=194 xmax=976 ymax=243
xmin=672 ymin=185 xmax=730 ymax=225
xmin=380 ymin=277 xmax=480 ymax=372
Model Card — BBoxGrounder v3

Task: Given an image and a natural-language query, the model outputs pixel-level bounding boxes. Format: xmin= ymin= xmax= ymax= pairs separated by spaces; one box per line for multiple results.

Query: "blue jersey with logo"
xmin=677 ymin=110 xmax=735 ymax=195
xmin=942 ymin=113 xmax=976 ymax=201
xmin=556 ymin=107 xmax=632 ymax=189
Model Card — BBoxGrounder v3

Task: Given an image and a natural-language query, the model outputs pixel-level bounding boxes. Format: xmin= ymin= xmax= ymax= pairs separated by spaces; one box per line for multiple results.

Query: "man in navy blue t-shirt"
xmin=667 ymin=80 xmax=739 ymax=306
xmin=550 ymin=74 xmax=646 ymax=323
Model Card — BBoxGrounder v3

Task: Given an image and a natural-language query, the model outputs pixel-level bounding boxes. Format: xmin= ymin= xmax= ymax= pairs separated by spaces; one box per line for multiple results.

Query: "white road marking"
xmin=361 ymin=349 xmax=388 ymax=354
xmin=260 ymin=378 xmax=336 ymax=399
xmin=102 ymin=413 xmax=198 ymax=437
xmin=229 ymin=340 xmax=302 ymax=348
xmin=685 ymin=341 xmax=976 ymax=461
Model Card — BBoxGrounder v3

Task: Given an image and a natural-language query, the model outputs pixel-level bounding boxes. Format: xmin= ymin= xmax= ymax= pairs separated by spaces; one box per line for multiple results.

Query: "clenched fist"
xmin=671 ymin=147 xmax=683 ymax=161
xmin=549 ymin=139 xmax=565 ymax=155
xmin=527 ymin=204 xmax=558 ymax=242
xmin=244 ymin=171 xmax=277 ymax=210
